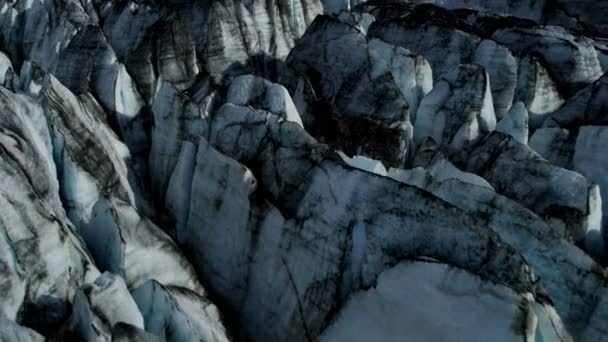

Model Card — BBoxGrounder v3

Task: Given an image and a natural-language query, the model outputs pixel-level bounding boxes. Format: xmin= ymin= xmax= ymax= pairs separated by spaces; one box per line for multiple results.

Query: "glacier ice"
xmin=320 ymin=261 xmax=570 ymax=342
xmin=131 ymin=280 xmax=229 ymax=342
xmin=496 ymin=101 xmax=529 ymax=145
xmin=1 ymin=1 xmax=608 ymax=341
xmin=0 ymin=317 xmax=44 ymax=342
xmin=67 ymin=272 xmax=144 ymax=341
xmin=414 ymin=64 xmax=496 ymax=153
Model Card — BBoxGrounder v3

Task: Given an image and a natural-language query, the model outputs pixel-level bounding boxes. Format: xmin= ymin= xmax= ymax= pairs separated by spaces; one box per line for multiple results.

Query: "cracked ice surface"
xmin=0 ymin=1 xmax=608 ymax=341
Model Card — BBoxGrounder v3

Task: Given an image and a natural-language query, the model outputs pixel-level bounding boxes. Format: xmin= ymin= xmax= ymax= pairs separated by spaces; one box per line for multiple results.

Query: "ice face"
xmin=415 ymin=64 xmax=496 ymax=153
xmin=496 ymin=101 xmax=529 ymax=145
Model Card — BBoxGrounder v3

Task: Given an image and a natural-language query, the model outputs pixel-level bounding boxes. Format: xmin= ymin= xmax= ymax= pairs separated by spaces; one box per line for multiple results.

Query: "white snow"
xmin=0 ymin=52 xmax=13 ymax=87
xmin=320 ymin=261 xmax=540 ymax=342
xmin=338 ymin=151 xmax=388 ymax=176
xmin=479 ymin=70 xmax=497 ymax=133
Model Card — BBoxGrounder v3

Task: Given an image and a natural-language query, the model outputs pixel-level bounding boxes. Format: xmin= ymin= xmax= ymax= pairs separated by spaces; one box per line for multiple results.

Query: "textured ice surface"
xmin=1 ymin=1 xmax=608 ymax=341
xmin=415 ymin=64 xmax=496 ymax=153
xmin=321 ymin=261 xmax=568 ymax=342
xmin=496 ymin=101 xmax=529 ymax=144
xmin=0 ymin=317 xmax=45 ymax=342
xmin=68 ymin=272 xmax=144 ymax=341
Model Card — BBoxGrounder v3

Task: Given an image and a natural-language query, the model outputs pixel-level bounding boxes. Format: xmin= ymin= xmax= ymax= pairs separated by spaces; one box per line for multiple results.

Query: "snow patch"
xmin=320 ymin=261 xmax=545 ymax=342
xmin=338 ymin=151 xmax=388 ymax=176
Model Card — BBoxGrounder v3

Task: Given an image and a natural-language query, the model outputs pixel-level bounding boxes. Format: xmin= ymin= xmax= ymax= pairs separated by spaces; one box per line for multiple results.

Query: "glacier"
xmin=1 ymin=0 xmax=608 ymax=341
